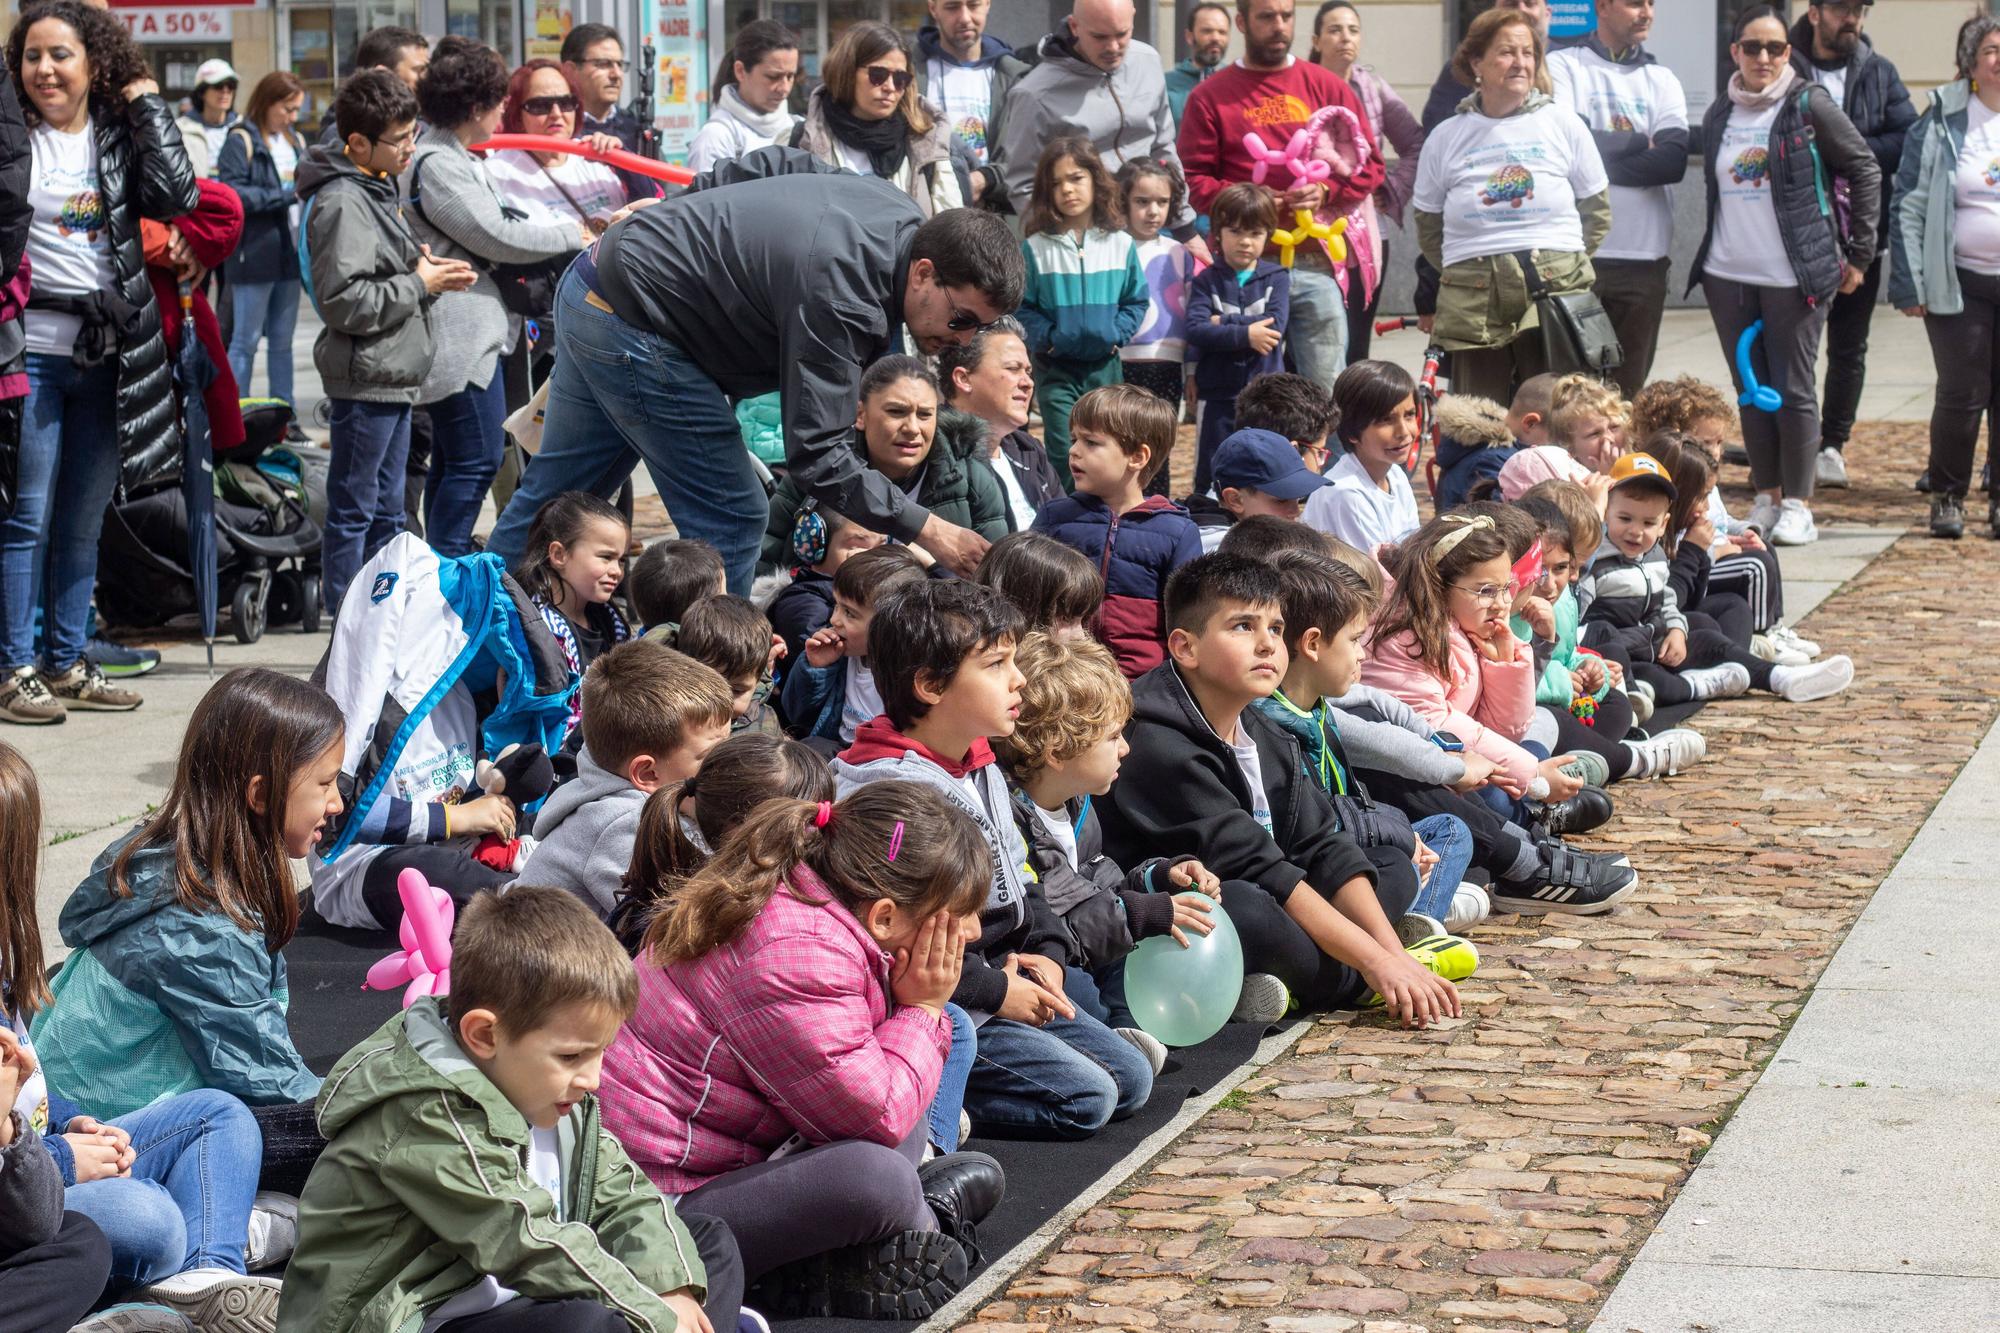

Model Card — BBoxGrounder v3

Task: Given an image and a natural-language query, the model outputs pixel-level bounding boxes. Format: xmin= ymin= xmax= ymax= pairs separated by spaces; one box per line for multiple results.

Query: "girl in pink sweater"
xmin=599 ymin=782 xmax=1003 ymax=1320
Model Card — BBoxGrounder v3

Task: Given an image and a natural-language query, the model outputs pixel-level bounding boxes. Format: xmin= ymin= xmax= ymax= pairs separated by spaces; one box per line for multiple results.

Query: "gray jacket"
xmin=298 ymin=145 xmax=434 ymax=404
xmin=0 ymin=1115 xmax=66 ymax=1257
xmin=521 ymin=748 xmax=646 ymax=919
xmin=1329 ymin=685 xmax=1468 ymax=789
xmin=996 ymin=30 xmax=1194 ymax=229
xmin=1889 ymin=79 xmax=1970 ymax=315
xmin=408 ymin=127 xmax=581 ymax=403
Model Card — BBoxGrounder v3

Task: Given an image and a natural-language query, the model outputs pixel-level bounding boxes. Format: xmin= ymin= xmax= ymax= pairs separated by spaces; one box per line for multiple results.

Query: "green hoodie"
xmin=279 ymin=999 xmax=704 ymax=1333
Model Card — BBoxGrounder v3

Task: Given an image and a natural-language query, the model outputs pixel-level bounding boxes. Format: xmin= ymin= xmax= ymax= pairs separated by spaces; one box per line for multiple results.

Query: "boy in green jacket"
xmin=279 ymin=887 xmax=743 ymax=1333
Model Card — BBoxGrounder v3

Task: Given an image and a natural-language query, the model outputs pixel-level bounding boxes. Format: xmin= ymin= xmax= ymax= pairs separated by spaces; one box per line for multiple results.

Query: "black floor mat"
xmin=284 ymin=914 xmax=1284 ymax=1333
xmin=1648 ymin=699 xmax=1703 ymax=732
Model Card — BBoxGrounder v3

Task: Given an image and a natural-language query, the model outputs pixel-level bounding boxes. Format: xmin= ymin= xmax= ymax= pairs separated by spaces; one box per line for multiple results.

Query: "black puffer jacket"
xmin=1788 ymin=20 xmax=1915 ymax=222
xmin=40 ymin=94 xmax=199 ymax=495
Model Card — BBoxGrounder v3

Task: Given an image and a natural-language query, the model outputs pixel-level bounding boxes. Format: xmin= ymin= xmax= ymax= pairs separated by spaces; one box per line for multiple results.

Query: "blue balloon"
xmin=1122 ymin=893 xmax=1245 ymax=1048
xmin=1735 ymin=320 xmax=1783 ymax=414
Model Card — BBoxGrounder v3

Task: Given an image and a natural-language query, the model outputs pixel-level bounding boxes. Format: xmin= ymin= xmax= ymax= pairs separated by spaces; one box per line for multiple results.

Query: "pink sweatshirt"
xmin=1360 ymin=623 xmax=1540 ymax=789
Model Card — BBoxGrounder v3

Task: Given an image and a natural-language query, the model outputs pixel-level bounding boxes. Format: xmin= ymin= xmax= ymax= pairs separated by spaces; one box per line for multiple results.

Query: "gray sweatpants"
xmin=1702 ymin=274 xmax=1831 ymax=500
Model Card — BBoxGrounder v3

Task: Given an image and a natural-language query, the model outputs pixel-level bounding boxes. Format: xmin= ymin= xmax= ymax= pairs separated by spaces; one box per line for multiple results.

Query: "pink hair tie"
xmin=886 ymin=821 xmax=906 ymax=863
xmin=814 ymin=800 xmax=833 ymax=828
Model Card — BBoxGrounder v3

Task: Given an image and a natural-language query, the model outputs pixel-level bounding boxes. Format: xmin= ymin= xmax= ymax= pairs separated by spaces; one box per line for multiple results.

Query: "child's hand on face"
xmin=659 ymin=1289 xmax=713 ymax=1333
xmin=1659 ymin=627 xmax=1688 ymax=667
xmin=1687 ymin=514 xmax=1716 ymax=554
xmin=1247 ymin=318 xmax=1281 ymax=355
xmin=1450 ymin=749 xmax=1499 ymax=793
xmin=803 ymin=627 xmax=846 ymax=669
xmin=1473 ymin=617 xmax=1516 ymax=662
xmin=452 ymin=793 xmax=517 ymax=840
xmin=889 ymin=910 xmax=965 ymax=1016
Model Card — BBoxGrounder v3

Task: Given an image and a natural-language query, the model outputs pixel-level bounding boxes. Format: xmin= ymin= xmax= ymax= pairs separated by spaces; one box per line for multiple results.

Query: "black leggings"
xmin=359 ymin=844 xmax=517 ymax=934
xmin=1544 ymin=688 xmax=1635 ymax=781
xmin=1121 ymin=359 xmax=1184 ymax=497
xmin=1632 ymin=610 xmax=1774 ymax=705
xmin=1220 ymin=870 xmax=1418 ymax=1012
xmin=1707 ymin=548 xmax=1784 ymax=632
xmin=250 ymin=1100 xmax=328 ymax=1197
xmin=0 ymin=1212 xmax=108 ymax=1333
xmin=436 ymin=1214 xmax=743 ymax=1333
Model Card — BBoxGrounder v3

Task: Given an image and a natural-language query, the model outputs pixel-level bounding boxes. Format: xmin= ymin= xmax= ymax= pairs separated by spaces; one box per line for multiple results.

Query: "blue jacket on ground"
xmin=1185 ymin=259 xmax=1289 ymax=398
xmin=1033 ymin=492 xmax=1203 ymax=679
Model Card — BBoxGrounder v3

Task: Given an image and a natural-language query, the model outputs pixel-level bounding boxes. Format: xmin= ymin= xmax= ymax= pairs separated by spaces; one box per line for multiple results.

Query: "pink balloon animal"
xmin=1242 ymin=129 xmax=1332 ymax=192
xmin=363 ymin=868 xmax=456 ymax=1006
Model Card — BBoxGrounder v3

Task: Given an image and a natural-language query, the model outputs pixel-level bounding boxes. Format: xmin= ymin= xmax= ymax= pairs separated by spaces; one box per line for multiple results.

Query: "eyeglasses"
xmin=520 ymin=95 xmax=579 ymax=116
xmin=583 ymin=58 xmax=630 ymax=72
xmin=945 ymin=296 xmax=995 ymax=333
xmin=1736 ymin=40 xmax=1789 ymax=58
xmin=863 ymin=64 xmax=914 ymax=91
xmin=1452 ymin=579 xmax=1518 ymax=605
xmin=372 ymin=128 xmax=417 ymax=150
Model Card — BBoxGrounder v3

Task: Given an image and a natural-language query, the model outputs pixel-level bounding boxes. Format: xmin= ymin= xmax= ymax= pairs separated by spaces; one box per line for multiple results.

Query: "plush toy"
xmin=467 ymin=743 xmax=555 ymax=872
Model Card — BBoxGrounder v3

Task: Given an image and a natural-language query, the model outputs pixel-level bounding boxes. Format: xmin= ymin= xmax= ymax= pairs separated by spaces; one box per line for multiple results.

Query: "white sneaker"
xmin=1768 ymin=624 xmax=1821 ymax=658
xmin=959 ymin=1109 xmax=971 ymax=1144
xmin=1625 ymin=726 xmax=1708 ymax=778
xmin=1815 ymin=448 xmax=1849 ymax=489
xmin=1444 ymin=882 xmax=1491 ymax=934
xmin=1746 ymin=493 xmax=1782 ymax=536
xmin=1396 ymin=911 xmax=1445 ymax=947
xmin=1115 ymin=1026 xmax=1169 ymax=1075
xmin=1627 ymin=680 xmax=1655 ymax=723
xmin=1232 ymin=973 xmax=1292 ymax=1024
xmin=1770 ymin=498 xmax=1819 ymax=546
xmin=133 ymin=1269 xmax=280 ymax=1333
xmin=244 ymin=1192 xmax=298 ymax=1272
xmin=1769 ymin=653 xmax=1854 ymax=702
xmin=1680 ymin=661 xmax=1753 ymax=700
xmin=1749 ymin=632 xmax=1811 ymax=666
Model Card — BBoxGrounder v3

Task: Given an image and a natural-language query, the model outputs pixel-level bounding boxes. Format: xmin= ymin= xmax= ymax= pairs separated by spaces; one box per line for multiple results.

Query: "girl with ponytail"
xmin=599 ymin=781 xmax=1005 ymax=1319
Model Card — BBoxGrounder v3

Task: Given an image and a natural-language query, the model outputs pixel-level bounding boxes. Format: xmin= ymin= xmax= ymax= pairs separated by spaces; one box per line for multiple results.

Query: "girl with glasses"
xmin=792 ymin=20 xmax=968 ymax=220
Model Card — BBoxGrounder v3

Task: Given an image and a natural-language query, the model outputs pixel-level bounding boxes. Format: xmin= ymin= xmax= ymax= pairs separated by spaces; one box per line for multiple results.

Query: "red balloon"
xmin=471 ymin=133 xmax=694 ymax=185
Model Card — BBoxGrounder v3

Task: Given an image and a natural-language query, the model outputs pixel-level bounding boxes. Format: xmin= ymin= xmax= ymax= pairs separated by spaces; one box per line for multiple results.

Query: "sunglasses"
xmin=521 ymin=95 xmax=579 ymax=116
xmin=864 ymin=64 xmax=914 ymax=91
xmin=944 ymin=296 xmax=994 ymax=333
xmin=1736 ymin=40 xmax=1789 ymax=58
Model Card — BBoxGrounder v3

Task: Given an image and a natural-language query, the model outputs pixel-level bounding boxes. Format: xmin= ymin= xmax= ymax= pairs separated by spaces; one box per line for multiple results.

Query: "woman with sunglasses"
xmin=1690 ymin=3 xmax=1879 ymax=549
xmin=173 ymin=57 xmax=236 ymax=178
xmin=792 ymin=20 xmax=970 ymax=219
xmin=408 ymin=37 xmax=589 ymax=561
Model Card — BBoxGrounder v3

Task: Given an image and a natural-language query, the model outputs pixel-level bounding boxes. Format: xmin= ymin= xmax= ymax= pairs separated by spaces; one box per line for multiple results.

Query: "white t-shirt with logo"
xmin=1812 ymin=63 xmax=1849 ymax=108
xmin=1123 ymin=234 xmax=1191 ymax=363
xmin=24 ymin=120 xmax=114 ymax=358
xmin=927 ymin=58 xmax=994 ymax=166
xmin=1548 ymin=47 xmax=1688 ymax=262
xmin=421 ymin=1126 xmax=564 ymax=1331
xmin=840 ymin=661 xmax=884 ymax=744
xmin=484 ymin=149 xmax=628 ymax=230
xmin=1412 ymin=102 xmax=1609 ymax=268
xmin=1957 ymin=98 xmax=2000 ymax=277
xmin=1705 ymin=101 xmax=1791 ymax=288
xmin=1229 ymin=721 xmax=1274 ymax=837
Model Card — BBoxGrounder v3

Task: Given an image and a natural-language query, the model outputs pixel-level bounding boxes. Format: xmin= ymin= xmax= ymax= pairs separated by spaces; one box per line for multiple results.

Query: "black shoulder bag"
xmin=1515 ymin=249 xmax=1623 ymax=379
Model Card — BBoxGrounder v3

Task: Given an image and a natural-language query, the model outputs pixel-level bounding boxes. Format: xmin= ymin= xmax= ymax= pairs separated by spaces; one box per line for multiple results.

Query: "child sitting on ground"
xmin=608 ymin=733 xmax=833 ymax=953
xmin=781 ymin=545 xmax=931 ymax=749
xmin=516 ymin=493 xmax=633 ymax=737
xmin=1233 ymin=372 xmax=1339 ymax=474
xmin=282 ymin=887 xmax=743 ymax=1333
xmin=1547 ymin=373 xmax=1627 ymax=475
xmin=1184 ymin=429 xmax=1330 ymax=552
xmin=765 ymin=510 xmax=883 ymax=668
xmin=628 ymin=537 xmax=727 ymax=636
xmin=519 ymin=640 xmax=735 ymax=918
xmin=974 ymin=532 xmax=1105 ymax=640
xmin=1033 ymin=384 xmax=1203 ymax=677
xmin=601 ymin=784 xmax=1004 ymax=1320
xmin=0 ymin=740 xmax=280 ymax=1327
xmin=994 ymin=631 xmax=1225 ymax=1072
xmin=835 ymin=580 xmax=1155 ymax=1140
xmin=1432 ymin=372 xmax=1558 ymax=510
xmin=1187 ymin=183 xmax=1290 ymax=493
xmin=1097 ymin=554 xmax=1463 ymax=1028
xmin=1255 ymin=550 xmax=1485 ymax=940
xmin=1304 ymin=360 xmax=1422 ymax=555
xmin=677 ymin=594 xmax=786 ymax=735
xmin=0 ymin=1017 xmax=109 ymax=1332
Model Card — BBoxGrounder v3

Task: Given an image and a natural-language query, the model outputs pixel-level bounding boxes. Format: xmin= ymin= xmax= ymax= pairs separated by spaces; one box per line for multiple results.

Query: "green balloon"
xmin=1122 ymin=893 xmax=1244 ymax=1048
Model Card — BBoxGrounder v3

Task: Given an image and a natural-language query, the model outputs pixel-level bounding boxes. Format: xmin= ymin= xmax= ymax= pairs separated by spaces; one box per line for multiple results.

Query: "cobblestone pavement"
xmin=954 ymin=423 xmax=2000 ymax=1333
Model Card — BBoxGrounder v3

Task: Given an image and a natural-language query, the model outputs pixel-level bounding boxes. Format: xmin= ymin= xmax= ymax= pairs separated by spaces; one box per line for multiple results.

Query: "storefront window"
xmin=446 ymin=0 xmax=518 ymax=52
xmin=725 ymin=0 xmax=932 ymax=85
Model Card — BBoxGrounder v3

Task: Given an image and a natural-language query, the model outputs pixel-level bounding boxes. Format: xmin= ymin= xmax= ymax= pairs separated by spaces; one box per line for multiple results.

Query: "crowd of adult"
xmin=0 ymin=0 xmax=1977 ymax=728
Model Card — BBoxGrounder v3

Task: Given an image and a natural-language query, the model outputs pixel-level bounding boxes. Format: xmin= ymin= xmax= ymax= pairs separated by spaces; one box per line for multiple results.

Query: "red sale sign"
xmin=117 ymin=8 xmax=234 ymax=40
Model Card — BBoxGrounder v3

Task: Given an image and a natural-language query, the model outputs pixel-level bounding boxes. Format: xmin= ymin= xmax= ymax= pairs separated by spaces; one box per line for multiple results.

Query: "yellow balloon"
xmin=1270 ymin=208 xmax=1348 ymax=268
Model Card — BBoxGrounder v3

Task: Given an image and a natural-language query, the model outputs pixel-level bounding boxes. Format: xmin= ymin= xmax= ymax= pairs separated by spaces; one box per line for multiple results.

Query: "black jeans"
xmin=1344 ymin=242 xmax=1388 ymax=363
xmin=1925 ymin=267 xmax=2000 ymax=498
xmin=1545 ymin=688 xmax=1636 ymax=781
xmin=434 ymin=1214 xmax=742 ymax=1332
xmin=1821 ymin=250 xmax=1885 ymax=451
xmin=1121 ymin=359 xmax=1184 ymax=497
xmin=1708 ymin=546 xmax=1784 ymax=632
xmin=1631 ymin=610 xmax=1774 ymax=705
xmin=1348 ymin=766 xmax=1534 ymax=885
xmin=1220 ymin=871 xmax=1416 ymax=1012
xmin=0 ymin=1211 xmax=109 ymax=1332
xmin=1593 ymin=256 xmax=1672 ymax=398
xmin=359 ymin=844 xmax=518 ymax=934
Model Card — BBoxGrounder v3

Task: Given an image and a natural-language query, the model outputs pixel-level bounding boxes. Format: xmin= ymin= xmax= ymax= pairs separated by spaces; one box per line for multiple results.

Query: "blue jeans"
xmin=324 ymin=398 xmax=413 ymax=611
xmin=2 ymin=355 xmax=121 ymax=671
xmin=63 ymin=1088 xmax=262 ymax=1288
xmin=227 ymin=277 xmax=300 ymax=406
xmin=487 ymin=266 xmax=766 ymax=593
xmin=925 ymin=1003 xmax=975 ymax=1152
xmin=966 ymin=1003 xmax=1154 ymax=1140
xmin=424 ymin=367 xmax=506 ymax=558
xmin=1287 ymin=264 xmax=1349 ymax=392
xmin=1409 ymin=814 xmax=1474 ymax=923
xmin=1474 ymin=740 xmax=1551 ymax=825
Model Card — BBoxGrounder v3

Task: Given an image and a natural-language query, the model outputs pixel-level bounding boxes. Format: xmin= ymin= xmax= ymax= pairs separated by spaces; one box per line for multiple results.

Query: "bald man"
xmin=996 ymin=0 xmax=1200 ymax=235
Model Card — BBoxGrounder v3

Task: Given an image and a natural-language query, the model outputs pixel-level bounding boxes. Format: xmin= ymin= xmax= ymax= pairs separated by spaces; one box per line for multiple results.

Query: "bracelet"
xmin=442 ymin=805 xmax=452 ymax=838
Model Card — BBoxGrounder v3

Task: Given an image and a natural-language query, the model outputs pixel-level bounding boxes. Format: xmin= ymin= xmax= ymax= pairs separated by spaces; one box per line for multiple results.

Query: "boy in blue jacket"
xmin=1187 ymin=183 xmax=1291 ymax=494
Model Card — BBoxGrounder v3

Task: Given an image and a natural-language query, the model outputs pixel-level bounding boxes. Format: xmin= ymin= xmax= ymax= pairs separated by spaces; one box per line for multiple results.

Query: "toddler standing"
xmin=1187 ymin=184 xmax=1291 ymax=495
xmin=1116 ymin=159 xmax=1193 ymax=494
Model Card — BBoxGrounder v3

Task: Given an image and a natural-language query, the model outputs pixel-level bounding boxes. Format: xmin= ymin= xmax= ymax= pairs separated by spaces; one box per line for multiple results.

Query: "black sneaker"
xmin=1931 ymin=494 xmax=1965 ymax=540
xmin=1492 ymin=844 xmax=1638 ymax=916
xmin=284 ymin=421 xmax=311 ymax=445
xmin=1530 ymin=786 xmax=1614 ymax=837
xmin=751 ymin=1230 xmax=970 ymax=1320
xmin=1915 ymin=468 xmax=1933 ymax=493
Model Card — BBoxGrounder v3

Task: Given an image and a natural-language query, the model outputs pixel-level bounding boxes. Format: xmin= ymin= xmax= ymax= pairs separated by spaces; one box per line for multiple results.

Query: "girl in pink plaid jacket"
xmin=599 ymin=782 xmax=1009 ymax=1318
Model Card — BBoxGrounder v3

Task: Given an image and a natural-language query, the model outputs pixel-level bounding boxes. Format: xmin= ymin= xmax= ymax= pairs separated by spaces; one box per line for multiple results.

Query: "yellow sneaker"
xmin=1363 ymin=934 xmax=1478 ymax=1007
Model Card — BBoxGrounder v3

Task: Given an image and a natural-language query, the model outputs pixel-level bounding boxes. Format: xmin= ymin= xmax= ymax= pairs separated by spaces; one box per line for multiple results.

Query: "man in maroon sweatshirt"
xmin=1177 ymin=0 xmax=1383 ymax=392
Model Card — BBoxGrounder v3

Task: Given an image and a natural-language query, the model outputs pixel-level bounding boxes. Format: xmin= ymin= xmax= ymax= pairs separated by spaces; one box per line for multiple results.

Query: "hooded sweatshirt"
xmin=297 ymin=142 xmax=435 ymax=404
xmin=278 ymin=999 xmax=703 ymax=1333
xmin=1548 ymin=34 xmax=1691 ymax=263
xmin=1176 ymin=56 xmax=1386 ymax=222
xmin=521 ymin=747 xmax=646 ymax=919
xmin=833 ymin=720 xmax=1069 ymax=1019
xmin=915 ymin=25 xmax=1029 ymax=174
xmin=32 ymin=832 xmax=320 ymax=1118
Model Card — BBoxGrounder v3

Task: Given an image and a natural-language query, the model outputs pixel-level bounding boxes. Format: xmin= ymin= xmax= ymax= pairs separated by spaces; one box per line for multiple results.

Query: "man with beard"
xmin=917 ymin=0 xmax=1032 ymax=209
xmin=1167 ymin=3 xmax=1232 ymax=125
xmin=1789 ymin=0 xmax=1913 ymax=488
xmin=1177 ymin=0 xmax=1384 ymax=387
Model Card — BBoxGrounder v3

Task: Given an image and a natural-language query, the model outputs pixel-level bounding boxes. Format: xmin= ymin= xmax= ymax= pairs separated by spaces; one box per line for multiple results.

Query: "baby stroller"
xmin=97 ymin=399 xmax=326 ymax=643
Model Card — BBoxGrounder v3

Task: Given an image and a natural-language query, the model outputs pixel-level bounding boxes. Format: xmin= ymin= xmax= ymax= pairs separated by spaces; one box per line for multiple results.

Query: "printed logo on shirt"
xmin=1581 ymin=91 xmax=1648 ymax=135
xmin=1479 ymin=162 xmax=1536 ymax=209
xmin=1609 ymin=111 xmax=1635 ymax=133
xmin=56 ymin=189 xmax=104 ymax=241
xmin=1985 ymin=160 xmax=2000 ymax=188
xmin=1729 ymin=146 xmax=1771 ymax=187
xmin=952 ymin=113 xmax=988 ymax=158
xmin=370 ymin=571 xmax=399 ymax=604
xmin=1135 ymin=248 xmax=1188 ymax=345
xmin=1243 ymin=92 xmax=1315 ymax=131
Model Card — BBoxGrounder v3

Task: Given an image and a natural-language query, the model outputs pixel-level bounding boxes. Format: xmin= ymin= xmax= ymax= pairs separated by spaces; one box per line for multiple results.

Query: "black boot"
xmin=920 ymin=1151 xmax=1006 ymax=1264
xmin=1530 ymin=786 xmax=1614 ymax=837
xmin=749 ymin=1231 xmax=970 ymax=1321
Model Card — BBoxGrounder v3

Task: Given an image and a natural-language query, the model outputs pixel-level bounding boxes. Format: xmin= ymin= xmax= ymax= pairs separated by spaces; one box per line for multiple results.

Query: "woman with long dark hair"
xmin=688 ymin=19 xmax=799 ymax=172
xmin=792 ymin=21 xmax=968 ymax=218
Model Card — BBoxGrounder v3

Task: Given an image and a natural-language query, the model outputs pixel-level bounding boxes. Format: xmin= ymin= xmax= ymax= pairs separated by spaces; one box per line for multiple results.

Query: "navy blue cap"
xmin=1212 ymin=428 xmax=1330 ymax=502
